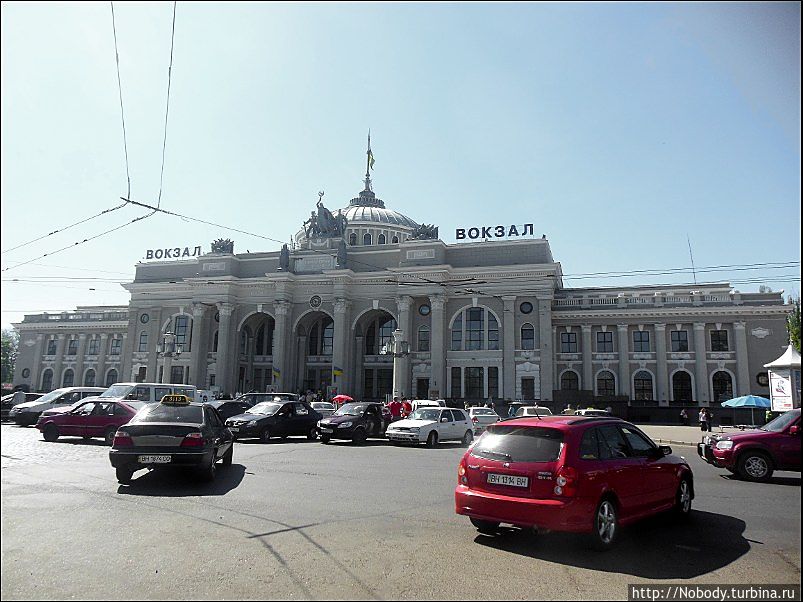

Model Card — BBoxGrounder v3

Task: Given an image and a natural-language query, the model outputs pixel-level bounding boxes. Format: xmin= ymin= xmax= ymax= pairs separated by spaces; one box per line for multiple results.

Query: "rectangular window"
xmin=633 ymin=331 xmax=650 ymax=353
xmin=466 ymin=308 xmax=484 ymax=351
xmin=671 ymin=330 xmax=689 ymax=352
xmin=47 ymin=339 xmax=58 ymax=355
xmin=521 ymin=378 xmax=535 ymax=400
xmin=170 ymin=366 xmax=184 ymax=384
xmin=711 ymin=330 xmax=729 ymax=352
xmin=488 ymin=367 xmax=499 ymax=399
xmin=560 ymin=332 xmax=577 ymax=353
xmin=596 ymin=331 xmax=614 ymax=353
xmin=465 ymin=367 xmax=484 ymax=398
xmin=451 ymin=315 xmax=463 ymax=351
xmin=418 ymin=327 xmax=430 ymax=352
xmin=451 ymin=367 xmax=462 ymax=399
xmin=174 ymin=315 xmax=190 ymax=347
xmin=89 ymin=338 xmax=100 ymax=355
xmin=67 ymin=339 xmax=79 ymax=355
xmin=521 ymin=327 xmax=535 ymax=350
xmin=110 ymin=338 xmax=122 ymax=355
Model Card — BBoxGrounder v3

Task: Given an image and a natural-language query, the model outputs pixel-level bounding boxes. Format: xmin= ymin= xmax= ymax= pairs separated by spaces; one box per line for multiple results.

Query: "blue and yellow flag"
xmin=368 ymin=149 xmax=375 ymax=170
xmin=333 ymin=366 xmax=343 ymax=377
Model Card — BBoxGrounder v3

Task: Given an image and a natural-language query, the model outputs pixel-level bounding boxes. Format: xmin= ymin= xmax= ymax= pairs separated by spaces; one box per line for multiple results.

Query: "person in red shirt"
xmin=401 ymin=398 xmax=412 ymax=418
xmin=388 ymin=396 xmax=402 ymax=421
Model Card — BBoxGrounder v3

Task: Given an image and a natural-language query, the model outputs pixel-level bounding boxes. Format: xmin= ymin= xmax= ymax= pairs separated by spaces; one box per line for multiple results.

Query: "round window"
xmin=22 ymin=368 xmax=30 ymax=378
xmin=520 ymin=302 xmax=533 ymax=314
xmin=310 ymin=295 xmax=322 ymax=309
xmin=140 ymin=313 xmax=150 ymax=324
xmin=418 ymin=304 xmax=431 ymax=316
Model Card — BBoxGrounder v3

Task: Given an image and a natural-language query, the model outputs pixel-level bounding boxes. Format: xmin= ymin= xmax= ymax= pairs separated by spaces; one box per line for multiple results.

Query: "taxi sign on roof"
xmin=161 ymin=394 xmax=191 ymax=406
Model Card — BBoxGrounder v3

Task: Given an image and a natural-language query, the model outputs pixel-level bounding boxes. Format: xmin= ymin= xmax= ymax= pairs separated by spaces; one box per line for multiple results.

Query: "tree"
xmin=1 ymin=328 xmax=19 ymax=384
xmin=787 ymin=296 xmax=801 ymax=353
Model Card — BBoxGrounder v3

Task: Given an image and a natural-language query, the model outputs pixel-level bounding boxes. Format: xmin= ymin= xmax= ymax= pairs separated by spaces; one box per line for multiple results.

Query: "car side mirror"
xmin=441 ymin=417 xmax=449 ymax=423
xmin=659 ymin=445 xmax=672 ymax=456
xmin=789 ymin=425 xmax=800 ymax=436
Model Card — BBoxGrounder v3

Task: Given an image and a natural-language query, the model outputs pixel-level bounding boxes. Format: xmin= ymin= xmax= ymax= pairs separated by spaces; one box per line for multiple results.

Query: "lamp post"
xmin=382 ymin=329 xmax=410 ymax=399
xmin=156 ymin=331 xmax=183 ymax=384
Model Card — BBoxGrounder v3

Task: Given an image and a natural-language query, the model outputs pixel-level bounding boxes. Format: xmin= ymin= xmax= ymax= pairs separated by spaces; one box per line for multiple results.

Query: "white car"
xmin=467 ymin=407 xmax=500 ymax=433
xmin=311 ymin=401 xmax=336 ymax=417
xmin=514 ymin=406 xmax=553 ymax=418
xmin=574 ymin=408 xmax=610 ymax=417
xmin=386 ymin=407 xmax=474 ymax=447
xmin=411 ymin=399 xmax=446 ymax=411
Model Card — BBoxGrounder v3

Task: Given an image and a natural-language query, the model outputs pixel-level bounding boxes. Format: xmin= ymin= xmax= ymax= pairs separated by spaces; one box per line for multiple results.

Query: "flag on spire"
xmin=367 ymin=131 xmax=375 ymax=171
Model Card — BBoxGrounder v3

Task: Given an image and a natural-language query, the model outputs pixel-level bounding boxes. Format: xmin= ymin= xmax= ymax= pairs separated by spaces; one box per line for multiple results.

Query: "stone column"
xmin=392 ymin=329 xmax=405 ymax=397
xmin=271 ymin=300 xmax=290 ymax=391
xmin=332 ymin=298 xmax=352 ymax=395
xmin=147 ymin=309 xmax=162 ymax=384
xmin=429 ymin=295 xmax=446 ymax=399
xmin=296 ymin=335 xmax=307 ymax=391
xmin=96 ymin=334 xmax=109 ymax=387
xmin=395 ymin=296 xmax=412 ymax=398
xmin=354 ymin=336 xmax=364 ymax=399
xmin=655 ymin=323 xmax=668 ymax=405
xmin=189 ymin=304 xmax=207 ymax=387
xmin=502 ymin=296 xmax=516 ymax=400
xmin=617 ymin=324 xmax=631 ymax=398
xmin=734 ymin=321 xmax=750 ymax=396
xmin=53 ymin=334 xmax=67 ymax=388
xmin=693 ymin=322 xmax=709 ymax=405
xmin=121 ymin=310 xmax=137 ymax=382
xmin=30 ymin=334 xmax=45 ymax=391
xmin=215 ymin=303 xmax=235 ymax=394
xmin=581 ymin=325 xmax=593 ymax=391
xmin=537 ymin=298 xmax=553 ymax=401
xmin=75 ymin=334 xmax=88 ymax=386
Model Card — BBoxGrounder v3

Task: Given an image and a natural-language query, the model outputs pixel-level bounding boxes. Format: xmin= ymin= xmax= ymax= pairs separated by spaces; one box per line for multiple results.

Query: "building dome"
xmin=339 ymin=188 xmax=419 ymax=229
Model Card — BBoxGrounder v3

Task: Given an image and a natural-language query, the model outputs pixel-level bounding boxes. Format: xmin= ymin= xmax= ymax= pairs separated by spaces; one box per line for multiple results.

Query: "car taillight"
xmin=472 ymin=416 xmax=479 ymax=423
xmin=554 ymin=465 xmax=578 ymax=497
xmin=112 ymin=431 xmax=133 ymax=447
xmin=181 ymin=432 xmax=204 ymax=447
xmin=457 ymin=458 xmax=468 ymax=485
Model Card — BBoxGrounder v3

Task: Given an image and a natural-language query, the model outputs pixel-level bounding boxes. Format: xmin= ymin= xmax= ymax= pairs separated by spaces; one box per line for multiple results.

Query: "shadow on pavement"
xmin=719 ymin=473 xmax=802 ymax=487
xmin=43 ymin=437 xmax=110 ymax=447
xmin=117 ymin=464 xmax=245 ymax=496
xmin=473 ymin=510 xmax=749 ymax=579
xmin=234 ymin=437 xmax=320 ymax=445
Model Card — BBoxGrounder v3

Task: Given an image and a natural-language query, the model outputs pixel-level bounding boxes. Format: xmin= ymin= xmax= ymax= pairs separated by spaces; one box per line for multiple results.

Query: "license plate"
xmin=229 ymin=427 xmax=239 ymax=432
xmin=321 ymin=428 xmax=333 ymax=433
xmin=487 ymin=473 xmax=529 ymax=488
xmin=138 ymin=455 xmax=171 ymax=464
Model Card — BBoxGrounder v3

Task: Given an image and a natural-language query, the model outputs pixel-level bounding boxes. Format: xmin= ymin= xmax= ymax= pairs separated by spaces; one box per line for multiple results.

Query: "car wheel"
xmin=462 ymin=430 xmax=473 ymax=446
xmin=307 ymin=427 xmax=319 ymax=441
xmin=259 ymin=427 xmax=271 ymax=444
xmin=42 ymin=424 xmax=59 ymax=442
xmin=200 ymin=452 xmax=217 ymax=482
xmin=320 ymin=435 xmax=331 ymax=444
xmin=116 ymin=467 xmax=133 ymax=485
xmin=104 ymin=427 xmax=117 ymax=446
xmin=352 ymin=428 xmax=367 ymax=446
xmin=737 ymin=451 xmax=773 ymax=482
xmin=426 ymin=431 xmax=438 ymax=448
xmin=673 ymin=477 xmax=692 ymax=519
xmin=590 ymin=498 xmax=619 ymax=551
xmin=470 ymin=517 xmax=499 ymax=535
xmin=222 ymin=445 xmax=233 ymax=467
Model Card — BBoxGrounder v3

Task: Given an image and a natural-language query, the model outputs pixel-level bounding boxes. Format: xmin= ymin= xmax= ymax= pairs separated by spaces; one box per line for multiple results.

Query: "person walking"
xmin=698 ymin=407 xmax=709 ymax=432
xmin=388 ymin=396 xmax=402 ymax=422
xmin=401 ymin=398 xmax=412 ymax=418
xmin=680 ymin=408 xmax=689 ymax=426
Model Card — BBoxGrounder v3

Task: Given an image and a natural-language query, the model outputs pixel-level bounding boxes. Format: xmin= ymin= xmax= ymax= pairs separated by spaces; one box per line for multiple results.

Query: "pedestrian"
xmin=698 ymin=407 xmax=708 ymax=432
xmin=765 ymin=409 xmax=773 ymax=424
xmin=388 ymin=396 xmax=402 ymax=422
xmin=508 ymin=404 xmax=517 ymax=418
xmin=563 ymin=404 xmax=574 ymax=415
xmin=401 ymin=398 xmax=412 ymax=418
xmin=707 ymin=409 xmax=714 ymax=432
xmin=680 ymin=408 xmax=688 ymax=426
xmin=12 ymin=389 xmax=26 ymax=407
xmin=605 ymin=405 xmax=613 ymax=415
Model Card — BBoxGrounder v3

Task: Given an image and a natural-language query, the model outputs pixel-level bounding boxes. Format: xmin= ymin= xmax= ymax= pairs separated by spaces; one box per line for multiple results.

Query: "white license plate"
xmin=138 ymin=455 xmax=172 ymax=464
xmin=321 ymin=428 xmax=333 ymax=433
xmin=487 ymin=473 xmax=529 ymax=488
xmin=229 ymin=427 xmax=239 ymax=432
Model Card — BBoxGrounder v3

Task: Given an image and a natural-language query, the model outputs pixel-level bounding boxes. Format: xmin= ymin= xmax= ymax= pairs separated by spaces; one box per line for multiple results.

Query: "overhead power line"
xmin=110 ymin=1 xmax=131 ymax=200
xmin=157 ymin=1 xmax=177 ymax=209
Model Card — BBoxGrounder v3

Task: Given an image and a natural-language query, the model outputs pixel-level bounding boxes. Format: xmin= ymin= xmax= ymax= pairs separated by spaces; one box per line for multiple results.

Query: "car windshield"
xmin=334 ymin=403 xmax=368 ymax=416
xmin=29 ymin=388 xmax=69 ymax=403
xmin=132 ymin=404 xmax=203 ymax=424
xmin=313 ymin=402 xmax=335 ymax=410
xmin=472 ymin=408 xmax=497 ymax=416
xmin=247 ymin=402 xmax=282 ymax=416
xmin=410 ymin=409 xmax=441 ymax=422
xmin=761 ymin=410 xmax=801 ymax=433
xmin=100 ymin=385 xmax=134 ymax=398
xmin=471 ymin=425 xmax=564 ymax=463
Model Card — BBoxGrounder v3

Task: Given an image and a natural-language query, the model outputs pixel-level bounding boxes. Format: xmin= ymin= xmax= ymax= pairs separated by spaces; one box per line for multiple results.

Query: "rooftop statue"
xmin=409 ymin=223 xmax=439 ymax=240
xmin=279 ymin=243 xmax=290 ymax=271
xmin=210 ymin=238 xmax=235 ymax=254
xmin=303 ymin=192 xmax=348 ymax=239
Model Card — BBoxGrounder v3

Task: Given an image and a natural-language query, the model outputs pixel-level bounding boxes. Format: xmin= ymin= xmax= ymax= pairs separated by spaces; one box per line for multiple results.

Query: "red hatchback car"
xmin=36 ymin=399 xmax=143 ymax=445
xmin=455 ymin=416 xmax=694 ymax=550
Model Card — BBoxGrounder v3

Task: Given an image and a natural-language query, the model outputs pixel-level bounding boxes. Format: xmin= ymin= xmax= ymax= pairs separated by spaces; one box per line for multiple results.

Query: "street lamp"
xmin=381 ymin=329 xmax=410 ymax=399
xmin=156 ymin=331 xmax=183 ymax=384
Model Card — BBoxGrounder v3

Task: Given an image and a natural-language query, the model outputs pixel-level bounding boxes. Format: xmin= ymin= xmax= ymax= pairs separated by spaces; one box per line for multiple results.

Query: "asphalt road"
xmin=1 ymin=423 xmax=800 ymax=600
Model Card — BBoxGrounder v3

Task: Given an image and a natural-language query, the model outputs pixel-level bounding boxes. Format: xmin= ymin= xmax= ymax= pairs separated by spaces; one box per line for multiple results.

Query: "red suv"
xmin=697 ymin=408 xmax=800 ymax=482
xmin=36 ymin=399 xmax=143 ymax=445
xmin=455 ymin=416 xmax=694 ymax=550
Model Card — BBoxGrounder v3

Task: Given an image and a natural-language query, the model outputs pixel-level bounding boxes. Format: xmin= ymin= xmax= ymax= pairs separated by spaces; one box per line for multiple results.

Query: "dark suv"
xmin=318 ymin=402 xmax=391 ymax=445
xmin=225 ymin=400 xmax=322 ymax=443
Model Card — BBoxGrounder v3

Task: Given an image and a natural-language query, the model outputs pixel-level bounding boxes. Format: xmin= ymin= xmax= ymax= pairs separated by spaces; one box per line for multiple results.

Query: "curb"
xmin=653 ymin=438 xmax=698 ymax=448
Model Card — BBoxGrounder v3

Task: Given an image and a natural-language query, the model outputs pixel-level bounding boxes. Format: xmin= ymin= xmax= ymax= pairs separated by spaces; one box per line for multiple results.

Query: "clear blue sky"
xmin=2 ymin=2 xmax=800 ymax=329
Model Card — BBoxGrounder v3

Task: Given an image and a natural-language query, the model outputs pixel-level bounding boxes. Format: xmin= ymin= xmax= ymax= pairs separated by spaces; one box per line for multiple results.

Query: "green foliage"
xmin=787 ymin=296 xmax=801 ymax=353
xmin=1 ymin=329 xmax=19 ymax=383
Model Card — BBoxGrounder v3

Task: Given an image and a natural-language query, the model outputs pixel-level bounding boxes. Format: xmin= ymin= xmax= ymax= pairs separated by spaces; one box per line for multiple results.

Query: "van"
xmin=9 ymin=387 xmax=106 ymax=425
xmin=90 ymin=383 xmax=198 ymax=405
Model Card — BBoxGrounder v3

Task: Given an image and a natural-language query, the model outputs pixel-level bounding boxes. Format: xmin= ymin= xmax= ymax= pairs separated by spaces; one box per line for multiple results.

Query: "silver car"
xmin=311 ymin=401 xmax=336 ymax=417
xmin=467 ymin=406 xmax=500 ymax=434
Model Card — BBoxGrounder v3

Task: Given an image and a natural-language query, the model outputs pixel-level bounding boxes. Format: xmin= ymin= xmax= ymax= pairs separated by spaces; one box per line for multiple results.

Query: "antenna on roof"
xmin=686 ymin=234 xmax=697 ymax=285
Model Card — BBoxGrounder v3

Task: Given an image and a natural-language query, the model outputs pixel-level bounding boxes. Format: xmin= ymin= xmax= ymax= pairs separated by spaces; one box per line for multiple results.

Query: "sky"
xmin=1 ymin=2 xmax=800 ymax=330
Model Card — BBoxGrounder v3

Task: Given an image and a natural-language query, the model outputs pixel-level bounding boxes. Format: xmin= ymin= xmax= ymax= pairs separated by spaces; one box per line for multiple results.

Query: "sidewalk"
xmin=636 ymin=424 xmax=712 ymax=447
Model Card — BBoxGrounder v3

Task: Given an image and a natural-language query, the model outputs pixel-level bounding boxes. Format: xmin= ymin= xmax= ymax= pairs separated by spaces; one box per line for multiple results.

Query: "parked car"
xmin=109 ymin=395 xmax=234 ymax=484
xmin=36 ymin=399 xmax=144 ymax=445
xmin=574 ymin=408 xmax=610 ymax=417
xmin=225 ymin=400 xmax=321 ymax=443
xmin=205 ymin=399 xmax=252 ymax=421
xmin=311 ymin=401 xmax=336 ymax=417
xmin=96 ymin=382 xmax=198 ymax=404
xmin=455 ymin=415 xmax=694 ymax=550
xmin=697 ymin=408 xmax=800 ymax=482
xmin=411 ymin=399 xmax=446 ymax=411
xmin=467 ymin=407 xmax=500 ymax=434
xmin=9 ymin=387 xmax=106 ymax=425
xmin=1 ymin=392 xmax=44 ymax=421
xmin=515 ymin=406 xmax=554 ymax=418
xmin=234 ymin=392 xmax=299 ymax=406
xmin=317 ymin=402 xmax=391 ymax=444
xmin=386 ymin=407 xmax=474 ymax=447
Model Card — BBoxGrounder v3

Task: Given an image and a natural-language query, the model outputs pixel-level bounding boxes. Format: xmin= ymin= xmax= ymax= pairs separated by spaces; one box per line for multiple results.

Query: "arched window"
xmin=322 ymin=321 xmax=334 ymax=355
xmin=561 ymin=371 xmax=579 ymax=391
xmin=418 ymin=326 xmax=430 ymax=352
xmin=378 ymin=233 xmax=386 ymax=245
xmin=392 ymin=236 xmax=399 ymax=243
xmin=62 ymin=369 xmax=74 ymax=388
xmin=213 ymin=330 xmax=219 ymax=352
xmin=672 ymin=371 xmax=693 ymax=402
xmin=84 ymin=369 xmax=96 ymax=387
xmin=308 ymin=316 xmax=335 ymax=355
xmin=349 ymin=232 xmax=357 ymax=246
xmin=138 ymin=331 xmax=148 ymax=352
xmin=634 ymin=370 xmax=654 ymax=400
xmin=105 ymin=369 xmax=118 ymax=388
xmin=256 ymin=324 xmax=265 ymax=356
xmin=712 ymin=371 xmax=733 ymax=403
xmin=173 ymin=315 xmax=191 ymax=350
xmin=240 ymin=329 xmax=250 ymax=355
xmin=450 ymin=307 xmax=500 ymax=351
xmin=521 ymin=324 xmax=535 ymax=350
xmin=365 ymin=316 xmax=397 ymax=354
xmin=597 ymin=371 xmax=616 ymax=396
xmin=41 ymin=369 xmax=53 ymax=392
xmin=87 ymin=336 xmax=100 ymax=355
xmin=363 ymin=233 xmax=372 ymax=246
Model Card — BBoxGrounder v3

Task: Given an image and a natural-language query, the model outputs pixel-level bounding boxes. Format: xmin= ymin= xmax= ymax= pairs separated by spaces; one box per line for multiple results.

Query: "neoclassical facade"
xmin=13 ymin=175 xmax=793 ymax=407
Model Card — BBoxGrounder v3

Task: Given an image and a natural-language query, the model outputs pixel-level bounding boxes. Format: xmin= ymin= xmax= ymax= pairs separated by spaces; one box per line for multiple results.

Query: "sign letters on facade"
xmin=145 ymin=246 xmax=203 ymax=260
xmin=455 ymin=224 xmax=535 ymax=240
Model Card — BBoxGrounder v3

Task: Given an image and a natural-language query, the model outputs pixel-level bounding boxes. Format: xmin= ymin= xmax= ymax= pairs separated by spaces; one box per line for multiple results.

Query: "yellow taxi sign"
xmin=160 ymin=394 xmax=192 ymax=406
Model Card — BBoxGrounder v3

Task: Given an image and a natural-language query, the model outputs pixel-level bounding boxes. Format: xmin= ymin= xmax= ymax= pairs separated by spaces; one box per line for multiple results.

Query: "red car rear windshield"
xmin=471 ymin=425 xmax=564 ymax=463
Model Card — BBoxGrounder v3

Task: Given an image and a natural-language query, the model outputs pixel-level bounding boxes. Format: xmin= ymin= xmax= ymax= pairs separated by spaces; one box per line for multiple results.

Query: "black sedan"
xmin=225 ymin=400 xmax=322 ymax=443
xmin=318 ymin=402 xmax=391 ymax=445
xmin=208 ymin=400 xmax=253 ymax=421
xmin=109 ymin=397 xmax=234 ymax=484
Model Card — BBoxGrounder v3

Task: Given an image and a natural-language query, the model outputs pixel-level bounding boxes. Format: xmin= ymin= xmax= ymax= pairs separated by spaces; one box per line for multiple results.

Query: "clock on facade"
xmin=418 ymin=304 xmax=431 ymax=316
xmin=520 ymin=302 xmax=533 ymax=314
xmin=310 ymin=295 xmax=322 ymax=309
xmin=140 ymin=314 xmax=149 ymax=324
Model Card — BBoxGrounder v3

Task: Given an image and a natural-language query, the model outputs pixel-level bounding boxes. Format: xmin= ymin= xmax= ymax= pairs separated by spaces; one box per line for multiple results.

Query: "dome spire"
xmin=364 ymin=129 xmax=375 ymax=192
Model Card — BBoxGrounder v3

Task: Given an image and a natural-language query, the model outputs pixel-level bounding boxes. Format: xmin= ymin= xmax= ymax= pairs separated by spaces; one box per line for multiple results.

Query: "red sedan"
xmin=36 ymin=399 xmax=144 ymax=445
xmin=455 ymin=416 xmax=694 ymax=550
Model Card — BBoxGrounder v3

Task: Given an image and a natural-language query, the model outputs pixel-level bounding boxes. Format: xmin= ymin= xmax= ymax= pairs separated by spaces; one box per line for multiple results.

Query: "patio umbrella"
xmin=332 ymin=394 xmax=353 ymax=404
xmin=720 ymin=395 xmax=771 ymax=425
